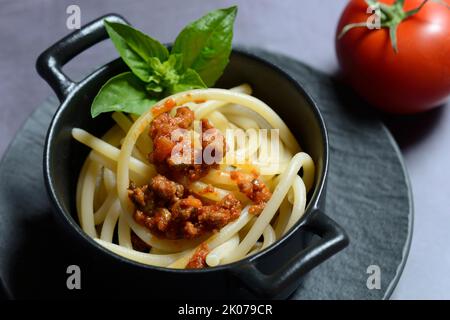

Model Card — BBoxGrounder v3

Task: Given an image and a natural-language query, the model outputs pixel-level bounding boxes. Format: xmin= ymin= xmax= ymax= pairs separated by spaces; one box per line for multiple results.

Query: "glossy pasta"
xmin=72 ymin=84 xmax=315 ymax=269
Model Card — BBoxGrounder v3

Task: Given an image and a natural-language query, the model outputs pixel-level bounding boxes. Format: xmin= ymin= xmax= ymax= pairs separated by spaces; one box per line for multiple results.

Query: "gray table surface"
xmin=0 ymin=0 xmax=448 ymax=299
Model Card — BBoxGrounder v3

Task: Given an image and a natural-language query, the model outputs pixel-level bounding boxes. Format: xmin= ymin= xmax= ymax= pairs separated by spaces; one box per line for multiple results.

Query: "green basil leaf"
xmin=91 ymin=72 xmax=157 ymax=117
xmin=171 ymin=6 xmax=237 ymax=86
xmin=146 ymin=54 xmax=188 ymax=95
xmin=171 ymin=68 xmax=207 ymax=94
xmin=104 ymin=20 xmax=169 ymax=82
xmin=145 ymin=79 xmax=164 ymax=95
xmin=167 ymin=53 xmax=185 ymax=73
xmin=147 ymin=54 xmax=183 ymax=76
xmin=162 ymin=55 xmax=182 ymax=85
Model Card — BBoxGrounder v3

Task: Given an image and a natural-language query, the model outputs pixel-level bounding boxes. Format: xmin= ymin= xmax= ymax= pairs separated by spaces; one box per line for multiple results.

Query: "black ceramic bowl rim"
xmin=44 ymin=48 xmax=329 ymax=274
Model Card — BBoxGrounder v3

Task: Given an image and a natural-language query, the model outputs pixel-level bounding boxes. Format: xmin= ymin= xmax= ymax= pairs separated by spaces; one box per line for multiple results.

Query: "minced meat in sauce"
xmin=128 ymin=104 xmax=271 ymax=257
xmin=230 ymin=171 xmax=272 ymax=215
xmin=129 ymin=174 xmax=241 ymax=239
xmin=148 ymin=106 xmax=225 ymax=181
xmin=186 ymin=243 xmax=210 ymax=269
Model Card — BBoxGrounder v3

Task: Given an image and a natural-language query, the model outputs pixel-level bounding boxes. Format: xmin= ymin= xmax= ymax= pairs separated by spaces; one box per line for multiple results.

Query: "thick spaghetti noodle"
xmin=73 ymin=84 xmax=315 ymax=269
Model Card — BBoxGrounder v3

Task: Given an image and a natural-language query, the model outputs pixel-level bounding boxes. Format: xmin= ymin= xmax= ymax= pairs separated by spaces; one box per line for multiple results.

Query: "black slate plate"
xmin=0 ymin=49 xmax=412 ymax=299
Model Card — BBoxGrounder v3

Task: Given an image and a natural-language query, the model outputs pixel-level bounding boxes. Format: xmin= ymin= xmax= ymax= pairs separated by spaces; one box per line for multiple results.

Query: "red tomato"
xmin=336 ymin=0 xmax=450 ymax=114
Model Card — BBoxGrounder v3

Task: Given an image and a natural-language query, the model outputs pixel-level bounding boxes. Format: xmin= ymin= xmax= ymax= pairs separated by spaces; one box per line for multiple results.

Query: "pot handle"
xmin=36 ymin=14 xmax=128 ymax=102
xmin=232 ymin=210 xmax=349 ymax=299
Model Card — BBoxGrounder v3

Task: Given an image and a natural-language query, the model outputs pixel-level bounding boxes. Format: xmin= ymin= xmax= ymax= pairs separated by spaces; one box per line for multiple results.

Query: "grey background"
xmin=0 ymin=0 xmax=448 ymax=299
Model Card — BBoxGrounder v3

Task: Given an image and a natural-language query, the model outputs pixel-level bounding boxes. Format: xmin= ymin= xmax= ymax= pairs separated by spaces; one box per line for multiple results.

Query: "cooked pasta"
xmin=72 ymin=84 xmax=315 ymax=269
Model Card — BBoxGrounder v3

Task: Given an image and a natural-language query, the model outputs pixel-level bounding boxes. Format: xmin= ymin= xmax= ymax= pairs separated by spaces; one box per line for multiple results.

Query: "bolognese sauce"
xmin=127 ymin=105 xmax=271 ymax=261
xmin=148 ymin=106 xmax=225 ymax=181
xmin=129 ymin=174 xmax=241 ymax=239
xmin=230 ymin=171 xmax=272 ymax=215
xmin=186 ymin=243 xmax=210 ymax=269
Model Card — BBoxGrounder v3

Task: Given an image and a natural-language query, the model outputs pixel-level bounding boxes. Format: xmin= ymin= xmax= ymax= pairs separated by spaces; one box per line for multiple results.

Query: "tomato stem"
xmin=339 ymin=0 xmax=449 ymax=53
xmin=389 ymin=23 xmax=400 ymax=52
xmin=404 ymin=0 xmax=429 ymax=17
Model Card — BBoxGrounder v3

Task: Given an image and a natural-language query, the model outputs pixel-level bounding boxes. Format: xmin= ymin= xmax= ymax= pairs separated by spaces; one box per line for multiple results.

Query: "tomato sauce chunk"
xmin=230 ymin=171 xmax=272 ymax=215
xmin=186 ymin=243 xmax=210 ymax=269
xmin=129 ymin=175 xmax=241 ymax=239
xmin=148 ymin=106 xmax=226 ymax=181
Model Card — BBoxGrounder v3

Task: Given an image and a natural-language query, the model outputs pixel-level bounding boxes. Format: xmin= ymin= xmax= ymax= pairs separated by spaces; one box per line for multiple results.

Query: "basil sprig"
xmin=91 ymin=6 xmax=237 ymax=118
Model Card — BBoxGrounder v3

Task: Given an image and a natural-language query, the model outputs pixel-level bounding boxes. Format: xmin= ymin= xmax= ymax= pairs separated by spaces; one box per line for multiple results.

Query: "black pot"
xmin=36 ymin=14 xmax=349 ymax=299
